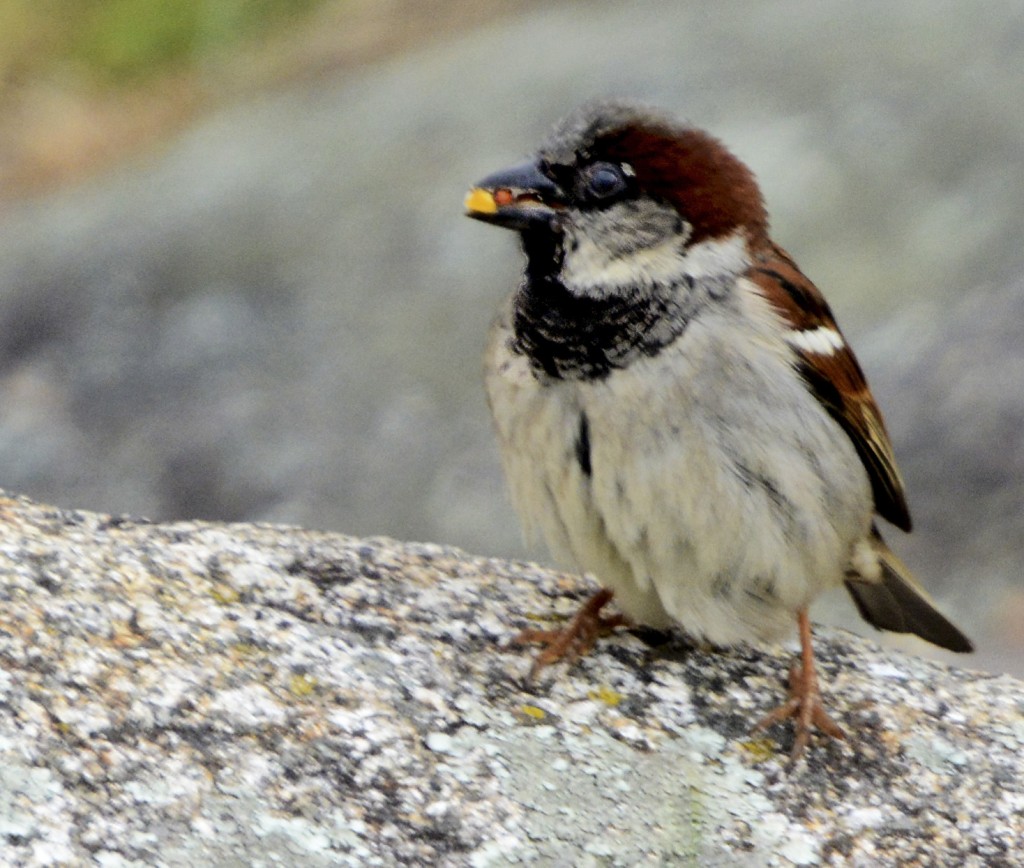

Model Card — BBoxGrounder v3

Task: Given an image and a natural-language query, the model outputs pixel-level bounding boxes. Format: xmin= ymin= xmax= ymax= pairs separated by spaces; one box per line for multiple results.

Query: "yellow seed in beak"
xmin=464 ymin=188 xmax=497 ymax=214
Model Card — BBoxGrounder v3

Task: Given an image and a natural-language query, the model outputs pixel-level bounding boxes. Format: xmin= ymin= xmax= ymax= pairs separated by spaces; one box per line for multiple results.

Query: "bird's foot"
xmin=753 ymin=660 xmax=845 ymax=760
xmin=752 ymin=609 xmax=845 ymax=761
xmin=513 ymin=587 xmax=628 ymax=681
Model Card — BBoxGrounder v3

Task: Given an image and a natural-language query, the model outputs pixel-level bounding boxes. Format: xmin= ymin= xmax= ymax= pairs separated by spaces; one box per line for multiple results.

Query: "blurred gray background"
xmin=1 ymin=0 xmax=1022 ymax=672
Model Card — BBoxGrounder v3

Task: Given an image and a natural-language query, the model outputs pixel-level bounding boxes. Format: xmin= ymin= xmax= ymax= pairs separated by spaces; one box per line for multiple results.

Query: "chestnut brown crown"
xmin=538 ymin=100 xmax=770 ymax=244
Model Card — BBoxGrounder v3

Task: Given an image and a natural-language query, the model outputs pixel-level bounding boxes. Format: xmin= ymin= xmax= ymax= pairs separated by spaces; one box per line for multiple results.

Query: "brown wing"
xmin=746 ymin=243 xmax=911 ymax=531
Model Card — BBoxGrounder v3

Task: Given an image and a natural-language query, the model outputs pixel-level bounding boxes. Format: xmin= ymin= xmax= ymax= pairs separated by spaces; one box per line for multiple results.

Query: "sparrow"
xmin=464 ymin=100 xmax=973 ymax=759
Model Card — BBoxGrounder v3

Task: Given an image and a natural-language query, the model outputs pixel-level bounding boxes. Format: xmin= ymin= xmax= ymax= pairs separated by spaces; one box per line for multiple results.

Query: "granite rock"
xmin=0 ymin=493 xmax=1020 ymax=866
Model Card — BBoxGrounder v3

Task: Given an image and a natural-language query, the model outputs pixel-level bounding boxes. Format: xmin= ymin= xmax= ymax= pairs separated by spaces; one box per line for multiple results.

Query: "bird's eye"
xmin=581 ymin=162 xmax=628 ymax=201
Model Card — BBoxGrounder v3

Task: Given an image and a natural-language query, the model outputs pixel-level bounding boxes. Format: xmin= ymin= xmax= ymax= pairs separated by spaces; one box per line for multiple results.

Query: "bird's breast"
xmin=485 ymin=296 xmax=874 ymax=642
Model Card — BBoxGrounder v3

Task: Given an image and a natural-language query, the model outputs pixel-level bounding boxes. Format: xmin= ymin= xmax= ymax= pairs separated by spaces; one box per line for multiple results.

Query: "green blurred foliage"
xmin=0 ymin=0 xmax=326 ymax=89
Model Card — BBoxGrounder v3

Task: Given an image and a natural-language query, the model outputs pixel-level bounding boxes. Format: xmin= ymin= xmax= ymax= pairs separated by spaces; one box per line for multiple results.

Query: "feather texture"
xmin=845 ymin=528 xmax=973 ymax=652
xmin=747 ymin=244 xmax=912 ymax=531
xmin=470 ymin=100 xmax=974 ymax=757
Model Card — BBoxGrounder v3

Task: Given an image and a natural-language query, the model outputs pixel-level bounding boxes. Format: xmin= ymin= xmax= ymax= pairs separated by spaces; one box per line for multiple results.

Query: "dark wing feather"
xmin=746 ymin=244 xmax=912 ymax=531
xmin=844 ymin=526 xmax=973 ymax=652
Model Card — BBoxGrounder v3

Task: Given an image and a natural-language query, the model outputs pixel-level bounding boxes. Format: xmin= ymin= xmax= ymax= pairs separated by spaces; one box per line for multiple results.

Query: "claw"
xmin=513 ymin=587 xmax=628 ymax=681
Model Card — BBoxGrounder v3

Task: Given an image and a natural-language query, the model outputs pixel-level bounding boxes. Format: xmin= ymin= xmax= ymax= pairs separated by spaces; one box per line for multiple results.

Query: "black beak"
xmin=464 ymin=159 xmax=565 ymax=230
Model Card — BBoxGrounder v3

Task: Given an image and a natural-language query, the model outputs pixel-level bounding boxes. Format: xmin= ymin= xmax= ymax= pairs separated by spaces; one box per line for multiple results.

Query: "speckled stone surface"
xmin=0 ymin=492 xmax=1020 ymax=866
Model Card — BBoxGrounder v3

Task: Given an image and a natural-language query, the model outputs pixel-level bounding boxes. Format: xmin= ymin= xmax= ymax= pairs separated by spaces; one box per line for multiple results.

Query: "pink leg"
xmin=753 ymin=609 xmax=845 ymax=760
xmin=513 ymin=587 xmax=629 ymax=681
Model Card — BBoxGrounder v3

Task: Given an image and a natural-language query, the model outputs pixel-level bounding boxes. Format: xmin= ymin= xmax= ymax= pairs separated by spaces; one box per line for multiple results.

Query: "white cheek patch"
xmin=562 ymin=235 xmax=691 ymax=294
xmin=561 ymin=230 xmax=750 ymax=297
xmin=786 ymin=325 xmax=845 ymax=356
xmin=679 ymin=233 xmax=750 ymax=282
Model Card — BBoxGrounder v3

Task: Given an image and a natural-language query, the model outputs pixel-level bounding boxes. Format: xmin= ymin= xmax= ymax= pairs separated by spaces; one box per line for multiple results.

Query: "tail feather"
xmin=844 ymin=527 xmax=973 ymax=653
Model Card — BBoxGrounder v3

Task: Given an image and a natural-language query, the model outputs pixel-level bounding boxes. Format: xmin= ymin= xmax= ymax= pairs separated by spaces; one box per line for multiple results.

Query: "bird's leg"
xmin=513 ymin=587 xmax=629 ymax=681
xmin=753 ymin=608 xmax=845 ymax=760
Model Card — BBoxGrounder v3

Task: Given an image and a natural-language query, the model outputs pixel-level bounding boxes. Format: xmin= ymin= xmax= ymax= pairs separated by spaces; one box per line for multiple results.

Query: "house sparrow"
xmin=464 ymin=101 xmax=973 ymax=759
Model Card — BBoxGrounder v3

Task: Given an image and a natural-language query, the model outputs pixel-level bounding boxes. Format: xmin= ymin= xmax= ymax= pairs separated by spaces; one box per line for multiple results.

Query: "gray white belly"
xmin=485 ymin=303 xmax=873 ymax=645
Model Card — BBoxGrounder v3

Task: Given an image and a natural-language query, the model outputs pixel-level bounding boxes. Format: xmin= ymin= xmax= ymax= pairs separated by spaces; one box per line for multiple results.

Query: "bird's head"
xmin=465 ymin=101 xmax=768 ymax=298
